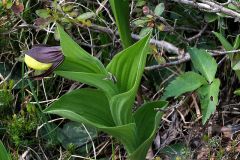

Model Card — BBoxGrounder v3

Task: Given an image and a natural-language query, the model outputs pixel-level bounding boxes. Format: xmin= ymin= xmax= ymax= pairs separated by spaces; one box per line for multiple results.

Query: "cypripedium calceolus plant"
xmin=24 ymin=45 xmax=64 ymax=79
xmin=27 ymin=0 xmax=169 ymax=158
xmin=40 ymin=24 xmax=168 ymax=160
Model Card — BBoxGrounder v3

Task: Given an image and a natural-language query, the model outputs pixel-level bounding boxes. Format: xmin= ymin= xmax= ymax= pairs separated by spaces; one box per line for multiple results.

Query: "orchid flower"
xmin=24 ymin=45 xmax=64 ymax=79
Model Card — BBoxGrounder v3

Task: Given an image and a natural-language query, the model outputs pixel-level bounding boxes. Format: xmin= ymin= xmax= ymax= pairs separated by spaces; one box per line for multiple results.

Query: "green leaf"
xmin=57 ymin=122 xmax=97 ymax=149
xmin=57 ymin=57 xmax=101 ymax=74
xmin=0 ymin=141 xmax=11 ymax=160
xmin=233 ymin=34 xmax=240 ymax=49
xmin=204 ymin=13 xmax=218 ymax=23
xmin=136 ymin=1 xmax=146 ymax=7
xmin=132 ymin=17 xmax=149 ymax=27
xmin=102 ymin=123 xmax=138 ymax=153
xmin=62 ymin=4 xmax=74 ymax=12
xmin=44 ymin=88 xmax=138 ymax=153
xmin=134 ymin=101 xmax=168 ymax=145
xmin=159 ymin=143 xmax=188 ymax=160
xmin=54 ymin=26 xmax=60 ymax=40
xmin=107 ymin=33 xmax=151 ymax=93
xmin=229 ymin=34 xmax=240 ymax=78
xmin=57 ymin=24 xmax=107 ymax=74
xmin=213 ymin=32 xmax=240 ymax=79
xmin=77 ymin=12 xmax=95 ymax=21
xmin=212 ymin=31 xmax=233 ymax=51
xmin=107 ymin=33 xmax=151 ymax=125
xmin=228 ymin=4 xmax=240 ymax=11
xmin=162 ymin=72 xmax=207 ymax=100
xmin=55 ymin=25 xmax=118 ymax=96
xmin=44 ymin=88 xmax=115 ymax=127
xmin=154 ymin=3 xmax=165 ymax=16
xmin=55 ymin=70 xmax=118 ymax=97
xmin=129 ymin=101 xmax=168 ymax=160
xmin=233 ymin=61 xmax=240 ymax=70
xmin=109 ymin=0 xmax=133 ymax=48
xmin=188 ymin=48 xmax=217 ymax=83
xmin=6 ymin=1 xmax=13 ymax=9
xmin=139 ymin=27 xmax=153 ymax=37
xmin=36 ymin=9 xmax=50 ymax=18
xmin=197 ymin=79 xmax=220 ymax=124
xmin=234 ymin=88 xmax=240 ymax=96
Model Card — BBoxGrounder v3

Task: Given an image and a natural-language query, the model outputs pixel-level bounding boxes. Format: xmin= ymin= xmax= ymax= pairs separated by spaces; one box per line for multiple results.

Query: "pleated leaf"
xmin=162 ymin=72 xmax=207 ymax=100
xmin=55 ymin=71 xmax=117 ymax=97
xmin=57 ymin=24 xmax=107 ymax=75
xmin=102 ymin=123 xmax=138 ymax=154
xmin=44 ymin=89 xmax=114 ymax=127
xmin=44 ymin=88 xmax=138 ymax=154
xmin=57 ymin=57 xmax=102 ymax=73
xmin=109 ymin=0 xmax=133 ymax=48
xmin=129 ymin=101 xmax=168 ymax=160
xmin=188 ymin=48 xmax=217 ymax=83
xmin=0 ymin=141 xmax=11 ymax=160
xmin=56 ymin=26 xmax=117 ymax=96
xmin=106 ymin=33 xmax=151 ymax=125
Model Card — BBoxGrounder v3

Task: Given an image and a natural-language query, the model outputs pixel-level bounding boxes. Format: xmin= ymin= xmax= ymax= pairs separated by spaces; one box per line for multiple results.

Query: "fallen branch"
xmin=14 ymin=22 xmax=240 ymax=71
xmin=81 ymin=23 xmax=183 ymax=55
xmin=145 ymin=54 xmax=190 ymax=71
xmin=171 ymin=0 xmax=240 ymax=19
xmin=78 ymin=23 xmax=240 ymax=71
xmin=145 ymin=49 xmax=240 ymax=71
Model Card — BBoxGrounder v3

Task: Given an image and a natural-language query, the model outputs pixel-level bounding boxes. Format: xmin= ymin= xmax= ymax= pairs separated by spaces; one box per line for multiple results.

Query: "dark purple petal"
xmin=31 ymin=45 xmax=61 ymax=53
xmin=26 ymin=45 xmax=63 ymax=63
xmin=26 ymin=45 xmax=65 ymax=80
